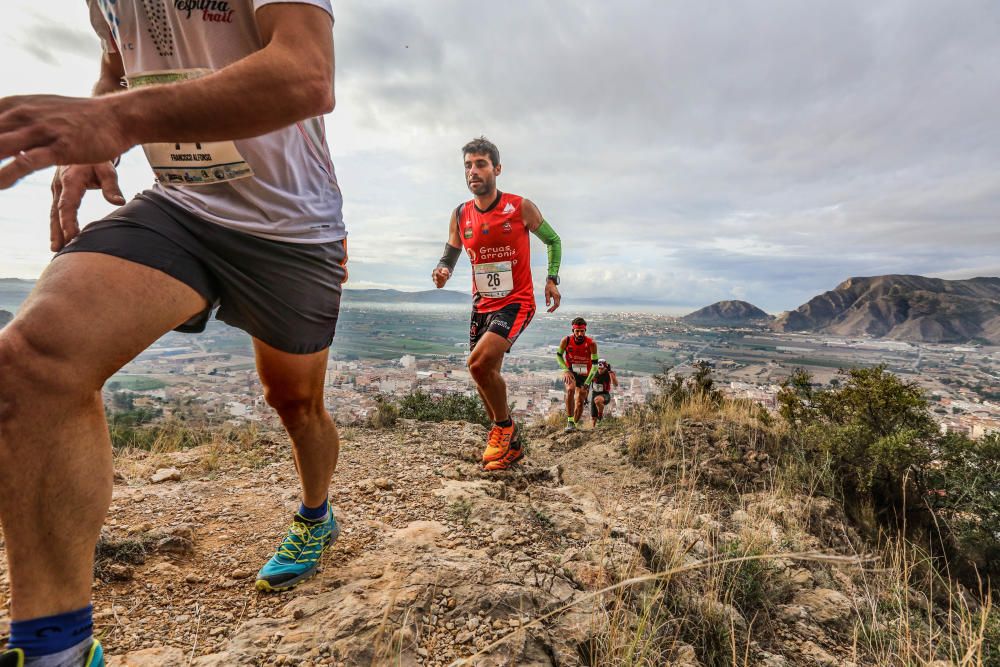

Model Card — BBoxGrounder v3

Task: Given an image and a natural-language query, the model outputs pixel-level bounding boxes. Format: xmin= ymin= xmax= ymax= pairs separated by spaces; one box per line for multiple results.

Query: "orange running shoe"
xmin=483 ymin=441 xmax=524 ymax=471
xmin=482 ymin=421 xmax=518 ymax=464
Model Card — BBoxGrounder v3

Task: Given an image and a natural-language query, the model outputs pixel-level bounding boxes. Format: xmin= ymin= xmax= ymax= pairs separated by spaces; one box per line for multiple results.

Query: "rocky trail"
xmin=0 ymin=419 xmax=904 ymax=666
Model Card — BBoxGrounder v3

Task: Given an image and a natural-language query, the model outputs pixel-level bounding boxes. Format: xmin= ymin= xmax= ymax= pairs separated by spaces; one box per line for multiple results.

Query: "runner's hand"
xmin=0 ymin=94 xmax=131 ymax=189
xmin=432 ymin=267 xmax=451 ymax=288
xmin=50 ymin=163 xmax=125 ymax=252
xmin=545 ymin=280 xmax=561 ymax=313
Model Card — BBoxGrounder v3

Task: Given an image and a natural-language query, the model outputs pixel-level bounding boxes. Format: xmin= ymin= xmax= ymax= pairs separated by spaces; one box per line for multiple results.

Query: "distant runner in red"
xmin=432 ymin=137 xmax=563 ymax=471
xmin=556 ymin=317 xmax=599 ymax=431
xmin=589 ymin=359 xmax=619 ymax=426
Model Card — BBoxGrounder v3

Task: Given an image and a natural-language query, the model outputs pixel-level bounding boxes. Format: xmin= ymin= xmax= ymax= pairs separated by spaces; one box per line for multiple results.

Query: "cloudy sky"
xmin=1 ymin=0 xmax=998 ymax=312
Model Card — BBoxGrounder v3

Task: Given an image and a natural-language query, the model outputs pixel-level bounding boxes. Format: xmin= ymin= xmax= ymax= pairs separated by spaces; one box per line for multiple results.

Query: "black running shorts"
xmin=469 ymin=301 xmax=535 ymax=351
xmin=590 ymin=391 xmax=612 ymax=418
xmin=57 ymin=191 xmax=348 ymax=355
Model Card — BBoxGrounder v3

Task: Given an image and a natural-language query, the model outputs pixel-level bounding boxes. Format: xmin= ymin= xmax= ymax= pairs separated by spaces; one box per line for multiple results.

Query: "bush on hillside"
xmin=396 ymin=390 xmax=491 ymax=427
xmin=648 ymin=360 xmax=724 ymax=412
xmin=778 ymin=365 xmax=1000 ymax=581
xmin=369 ymin=394 xmax=399 ymax=429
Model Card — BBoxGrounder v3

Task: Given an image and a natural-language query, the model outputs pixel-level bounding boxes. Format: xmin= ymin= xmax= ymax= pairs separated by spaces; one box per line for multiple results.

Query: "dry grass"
xmin=518 ymin=396 xmax=996 ymax=667
xmin=543 ymin=408 xmax=568 ymax=430
xmin=849 ymin=534 xmax=996 ymax=666
xmin=112 ymin=421 xmax=276 ymax=481
xmin=621 ymin=393 xmax=781 ymax=471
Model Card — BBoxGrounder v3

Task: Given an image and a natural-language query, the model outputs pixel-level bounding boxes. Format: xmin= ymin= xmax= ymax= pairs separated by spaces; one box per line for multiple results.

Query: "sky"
xmin=1 ymin=0 xmax=998 ymax=313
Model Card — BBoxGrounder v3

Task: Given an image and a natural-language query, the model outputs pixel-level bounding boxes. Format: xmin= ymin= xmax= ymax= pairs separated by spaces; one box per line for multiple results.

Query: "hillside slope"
xmin=0 ymin=416 xmax=965 ymax=666
xmin=773 ymin=275 xmax=1000 ymax=343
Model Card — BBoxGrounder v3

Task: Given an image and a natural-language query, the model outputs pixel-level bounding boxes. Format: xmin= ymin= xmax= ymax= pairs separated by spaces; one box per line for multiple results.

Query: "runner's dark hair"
xmin=462 ymin=136 xmax=500 ymax=167
xmin=572 ymin=317 xmax=587 ymax=327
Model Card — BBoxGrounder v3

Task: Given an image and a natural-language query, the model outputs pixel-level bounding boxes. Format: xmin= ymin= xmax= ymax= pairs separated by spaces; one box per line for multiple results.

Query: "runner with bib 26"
xmin=432 ymin=137 xmax=562 ymax=471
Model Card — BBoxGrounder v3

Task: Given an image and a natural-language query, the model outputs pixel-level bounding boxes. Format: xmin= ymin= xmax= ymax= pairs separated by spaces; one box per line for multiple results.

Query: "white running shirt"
xmin=87 ymin=0 xmax=345 ymax=243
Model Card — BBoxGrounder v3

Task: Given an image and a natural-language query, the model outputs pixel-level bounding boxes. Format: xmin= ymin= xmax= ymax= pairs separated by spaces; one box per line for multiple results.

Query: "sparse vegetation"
xmin=369 ymin=394 xmax=400 ymax=429
xmin=396 ymin=390 xmax=491 ymax=427
xmin=778 ymin=365 xmax=1000 ymax=585
xmin=447 ymin=498 xmax=473 ymax=524
xmin=93 ymin=532 xmax=155 ymax=581
xmin=591 ymin=362 xmax=996 ymax=666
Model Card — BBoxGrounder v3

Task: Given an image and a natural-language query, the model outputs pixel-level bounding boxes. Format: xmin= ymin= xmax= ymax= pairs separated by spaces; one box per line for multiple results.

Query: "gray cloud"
xmin=327 ymin=0 xmax=1000 ymax=312
xmin=6 ymin=2 xmax=997 ymax=314
xmin=19 ymin=24 xmax=100 ymax=64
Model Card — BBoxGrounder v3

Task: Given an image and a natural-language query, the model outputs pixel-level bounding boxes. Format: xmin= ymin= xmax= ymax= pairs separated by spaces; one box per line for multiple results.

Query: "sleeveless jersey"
xmin=563 ymin=336 xmax=595 ymax=376
xmin=592 ymin=369 xmax=613 ymax=393
xmin=458 ymin=192 xmax=534 ymax=313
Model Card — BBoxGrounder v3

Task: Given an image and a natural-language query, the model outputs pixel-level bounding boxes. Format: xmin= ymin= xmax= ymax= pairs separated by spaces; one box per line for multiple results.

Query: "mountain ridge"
xmin=773 ymin=274 xmax=1000 ymax=344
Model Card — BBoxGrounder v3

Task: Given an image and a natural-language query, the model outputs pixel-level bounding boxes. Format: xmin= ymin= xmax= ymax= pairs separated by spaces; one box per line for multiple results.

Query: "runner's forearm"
xmin=585 ymin=355 xmax=599 ymax=384
xmin=437 ymin=243 xmax=461 ymax=272
xmin=108 ymin=7 xmax=333 ymax=145
xmin=531 ymin=220 xmax=562 ymax=277
xmin=556 ymin=349 xmax=568 ymax=371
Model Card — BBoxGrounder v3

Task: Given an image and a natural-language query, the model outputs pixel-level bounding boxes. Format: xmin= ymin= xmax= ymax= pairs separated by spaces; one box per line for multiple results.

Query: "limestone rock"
xmin=150 ymin=468 xmax=182 ymax=484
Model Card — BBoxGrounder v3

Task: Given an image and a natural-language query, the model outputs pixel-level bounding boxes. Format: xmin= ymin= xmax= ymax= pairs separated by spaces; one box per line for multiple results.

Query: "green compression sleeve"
xmin=532 ymin=220 xmax=562 ymax=277
xmin=585 ymin=354 xmax=599 ymax=385
xmin=556 ymin=348 xmax=568 ymax=371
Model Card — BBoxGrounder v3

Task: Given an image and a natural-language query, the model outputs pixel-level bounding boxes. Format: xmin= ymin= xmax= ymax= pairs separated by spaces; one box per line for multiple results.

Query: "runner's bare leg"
xmin=0 ymin=253 xmax=207 ymax=620
xmin=467 ymin=333 xmax=510 ymax=424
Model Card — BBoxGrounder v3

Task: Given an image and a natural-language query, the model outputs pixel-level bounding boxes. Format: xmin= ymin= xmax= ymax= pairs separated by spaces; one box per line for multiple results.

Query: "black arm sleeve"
xmin=437 ymin=243 xmax=462 ymax=272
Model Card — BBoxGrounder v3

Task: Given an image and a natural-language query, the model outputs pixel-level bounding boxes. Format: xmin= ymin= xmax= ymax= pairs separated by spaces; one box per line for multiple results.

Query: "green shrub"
xmin=396 ymin=390 xmax=490 ymax=427
xmin=779 ymin=365 xmax=1000 ymax=583
xmin=369 ymin=395 xmax=399 ymax=429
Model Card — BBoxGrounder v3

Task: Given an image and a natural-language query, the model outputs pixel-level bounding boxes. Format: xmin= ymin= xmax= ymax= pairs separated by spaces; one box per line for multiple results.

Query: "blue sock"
xmin=297 ymin=498 xmax=328 ymax=522
xmin=8 ymin=606 xmax=93 ymax=658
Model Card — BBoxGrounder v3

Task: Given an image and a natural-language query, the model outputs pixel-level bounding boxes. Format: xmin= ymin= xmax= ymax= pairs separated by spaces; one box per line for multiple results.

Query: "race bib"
xmin=127 ymin=69 xmax=254 ymax=186
xmin=571 ymin=363 xmax=589 ymax=374
xmin=593 ymin=382 xmax=605 ymax=392
xmin=474 ymin=261 xmax=513 ymax=298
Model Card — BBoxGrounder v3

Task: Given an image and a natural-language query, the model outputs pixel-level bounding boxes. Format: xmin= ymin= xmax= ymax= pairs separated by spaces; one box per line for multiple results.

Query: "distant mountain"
xmin=0 ymin=309 xmax=11 ymax=328
xmin=773 ymin=275 xmax=1000 ymax=344
xmin=342 ymin=289 xmax=468 ymax=305
xmin=682 ymin=300 xmax=772 ymax=326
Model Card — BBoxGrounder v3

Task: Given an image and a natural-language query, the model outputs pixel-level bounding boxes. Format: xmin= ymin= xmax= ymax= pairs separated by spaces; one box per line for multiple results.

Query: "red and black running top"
xmin=563 ymin=335 xmax=596 ymax=376
xmin=458 ymin=191 xmax=534 ymax=313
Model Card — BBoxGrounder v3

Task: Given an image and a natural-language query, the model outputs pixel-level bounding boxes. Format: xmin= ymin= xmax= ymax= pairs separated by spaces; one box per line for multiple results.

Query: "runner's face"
xmin=572 ymin=326 xmax=586 ymax=342
xmin=465 ymin=153 xmax=499 ymax=196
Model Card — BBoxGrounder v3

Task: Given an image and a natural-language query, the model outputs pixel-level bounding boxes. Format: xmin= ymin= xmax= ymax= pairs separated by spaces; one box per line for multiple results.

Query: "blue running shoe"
xmin=256 ymin=503 xmax=339 ymax=592
xmin=0 ymin=640 xmax=104 ymax=666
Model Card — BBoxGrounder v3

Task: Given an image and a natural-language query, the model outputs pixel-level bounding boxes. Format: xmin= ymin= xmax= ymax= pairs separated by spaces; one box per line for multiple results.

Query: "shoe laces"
xmin=486 ymin=424 xmax=503 ymax=450
xmin=275 ymin=519 xmax=327 ymax=563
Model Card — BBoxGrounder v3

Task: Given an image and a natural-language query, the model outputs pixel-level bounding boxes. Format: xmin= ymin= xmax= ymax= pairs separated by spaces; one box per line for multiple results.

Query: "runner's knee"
xmin=0 ymin=322 xmax=98 ymax=411
xmin=262 ymin=386 xmax=325 ymax=428
xmin=468 ymin=355 xmax=495 ymax=383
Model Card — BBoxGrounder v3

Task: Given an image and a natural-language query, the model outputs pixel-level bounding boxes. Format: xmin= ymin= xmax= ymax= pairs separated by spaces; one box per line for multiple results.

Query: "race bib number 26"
xmin=474 ymin=261 xmax=513 ymax=298
xmin=127 ymin=69 xmax=254 ymax=186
